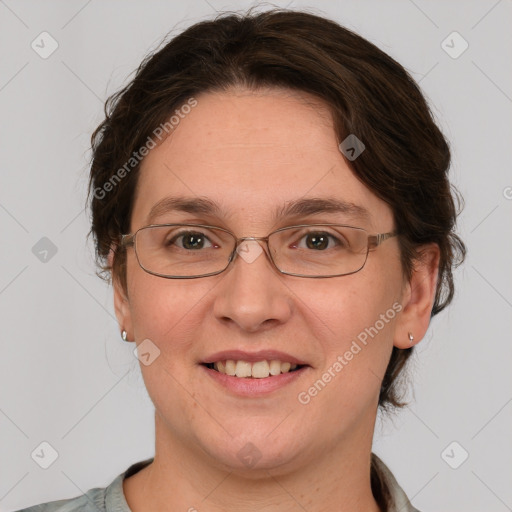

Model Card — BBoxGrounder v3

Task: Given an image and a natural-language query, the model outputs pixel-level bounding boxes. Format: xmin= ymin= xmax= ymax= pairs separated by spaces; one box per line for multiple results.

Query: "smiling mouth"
xmin=203 ymin=360 xmax=306 ymax=379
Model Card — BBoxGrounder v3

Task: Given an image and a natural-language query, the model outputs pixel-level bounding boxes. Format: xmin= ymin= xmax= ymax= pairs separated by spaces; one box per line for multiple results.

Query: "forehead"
xmin=132 ymin=88 xmax=393 ymax=231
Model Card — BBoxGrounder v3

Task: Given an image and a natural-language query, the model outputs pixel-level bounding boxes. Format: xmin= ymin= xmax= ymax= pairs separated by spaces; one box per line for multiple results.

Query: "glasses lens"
xmin=135 ymin=225 xmax=235 ymax=277
xmin=269 ymin=225 xmax=369 ymax=277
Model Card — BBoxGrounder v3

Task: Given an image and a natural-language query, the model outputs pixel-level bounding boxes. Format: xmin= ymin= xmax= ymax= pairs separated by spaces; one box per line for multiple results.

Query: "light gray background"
xmin=1 ymin=1 xmax=511 ymax=511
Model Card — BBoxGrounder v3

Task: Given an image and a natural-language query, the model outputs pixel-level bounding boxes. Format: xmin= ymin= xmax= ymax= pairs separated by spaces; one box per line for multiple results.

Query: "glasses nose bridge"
xmin=235 ymin=235 xmax=270 ymax=244
xmin=230 ymin=234 xmax=276 ymax=269
xmin=233 ymin=235 xmax=272 ymax=253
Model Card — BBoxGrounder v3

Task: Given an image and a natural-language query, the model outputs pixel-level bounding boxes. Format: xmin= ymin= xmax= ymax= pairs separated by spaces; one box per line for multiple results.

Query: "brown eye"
xmin=171 ymin=231 xmax=213 ymax=250
xmin=296 ymin=231 xmax=345 ymax=251
xmin=305 ymin=233 xmax=330 ymax=250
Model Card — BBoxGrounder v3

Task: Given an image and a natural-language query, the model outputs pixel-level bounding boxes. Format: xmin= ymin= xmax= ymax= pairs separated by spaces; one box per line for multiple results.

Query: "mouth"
xmin=202 ymin=359 xmax=306 ymax=379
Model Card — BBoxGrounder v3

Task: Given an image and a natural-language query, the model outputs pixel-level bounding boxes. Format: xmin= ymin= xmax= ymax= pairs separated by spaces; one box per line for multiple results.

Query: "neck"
xmin=123 ymin=412 xmax=382 ymax=512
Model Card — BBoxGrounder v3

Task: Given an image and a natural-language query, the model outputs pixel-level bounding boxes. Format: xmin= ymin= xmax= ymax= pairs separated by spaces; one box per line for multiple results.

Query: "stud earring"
xmin=408 ymin=332 xmax=414 ymax=345
xmin=121 ymin=330 xmax=129 ymax=342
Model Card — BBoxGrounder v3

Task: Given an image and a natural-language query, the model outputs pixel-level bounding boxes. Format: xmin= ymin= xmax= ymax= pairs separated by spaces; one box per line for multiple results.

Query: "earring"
xmin=408 ymin=332 xmax=414 ymax=345
xmin=121 ymin=330 xmax=129 ymax=342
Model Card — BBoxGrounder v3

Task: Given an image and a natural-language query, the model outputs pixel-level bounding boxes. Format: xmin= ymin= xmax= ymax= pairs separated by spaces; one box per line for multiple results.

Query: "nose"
xmin=212 ymin=239 xmax=293 ymax=333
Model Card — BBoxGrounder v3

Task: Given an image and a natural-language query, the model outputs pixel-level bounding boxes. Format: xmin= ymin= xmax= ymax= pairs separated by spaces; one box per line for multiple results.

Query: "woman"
xmin=18 ymin=8 xmax=465 ymax=512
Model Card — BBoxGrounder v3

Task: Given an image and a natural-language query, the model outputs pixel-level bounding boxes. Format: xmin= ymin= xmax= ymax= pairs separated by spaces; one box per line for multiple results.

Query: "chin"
xmin=198 ymin=430 xmax=308 ymax=477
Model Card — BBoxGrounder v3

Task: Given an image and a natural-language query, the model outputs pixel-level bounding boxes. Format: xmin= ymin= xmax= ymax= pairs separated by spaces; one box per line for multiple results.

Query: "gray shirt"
xmin=16 ymin=455 xmax=419 ymax=512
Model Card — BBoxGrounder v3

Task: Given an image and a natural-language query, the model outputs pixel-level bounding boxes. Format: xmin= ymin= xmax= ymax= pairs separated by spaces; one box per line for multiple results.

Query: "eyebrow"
xmin=146 ymin=196 xmax=371 ymax=225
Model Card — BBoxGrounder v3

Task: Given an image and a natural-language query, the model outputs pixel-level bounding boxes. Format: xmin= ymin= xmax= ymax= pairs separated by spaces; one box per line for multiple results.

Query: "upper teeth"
xmin=214 ymin=360 xmax=298 ymax=379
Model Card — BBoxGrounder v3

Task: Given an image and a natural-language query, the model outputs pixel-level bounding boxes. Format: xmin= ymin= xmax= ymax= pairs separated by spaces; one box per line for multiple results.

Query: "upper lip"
xmin=201 ymin=350 xmax=309 ymax=366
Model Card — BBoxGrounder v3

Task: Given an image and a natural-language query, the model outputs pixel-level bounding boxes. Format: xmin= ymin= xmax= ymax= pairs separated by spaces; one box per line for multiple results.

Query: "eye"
xmin=169 ymin=231 xmax=215 ymax=250
xmin=296 ymin=231 xmax=344 ymax=251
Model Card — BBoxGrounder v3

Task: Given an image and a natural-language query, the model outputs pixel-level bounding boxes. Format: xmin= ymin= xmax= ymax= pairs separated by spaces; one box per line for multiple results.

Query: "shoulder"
xmin=13 ymin=487 xmax=107 ymax=512
xmin=14 ymin=458 xmax=154 ymax=512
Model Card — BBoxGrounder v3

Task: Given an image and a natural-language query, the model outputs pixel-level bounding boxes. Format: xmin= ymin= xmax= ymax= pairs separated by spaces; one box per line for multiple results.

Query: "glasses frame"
xmin=120 ymin=223 xmax=397 ymax=279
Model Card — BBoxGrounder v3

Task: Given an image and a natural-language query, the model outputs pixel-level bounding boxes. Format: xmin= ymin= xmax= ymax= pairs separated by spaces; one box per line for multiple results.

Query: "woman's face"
xmin=115 ymin=88 xmax=412 ymax=474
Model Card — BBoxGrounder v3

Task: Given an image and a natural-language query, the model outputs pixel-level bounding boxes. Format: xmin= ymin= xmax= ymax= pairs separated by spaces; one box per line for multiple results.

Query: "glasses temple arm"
xmin=120 ymin=234 xmax=135 ymax=248
xmin=368 ymin=231 xmax=397 ymax=250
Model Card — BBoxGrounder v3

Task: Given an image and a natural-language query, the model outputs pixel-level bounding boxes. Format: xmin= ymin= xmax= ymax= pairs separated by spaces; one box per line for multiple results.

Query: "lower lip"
xmin=201 ymin=365 xmax=309 ymax=396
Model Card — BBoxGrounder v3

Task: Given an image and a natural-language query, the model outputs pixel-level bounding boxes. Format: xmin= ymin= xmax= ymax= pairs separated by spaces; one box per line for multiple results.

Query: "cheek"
xmin=297 ymin=272 xmax=401 ymax=386
xmin=307 ymin=271 xmax=401 ymax=339
xmin=127 ymin=276 xmax=209 ymax=401
xmin=127 ymin=264 xmax=210 ymax=349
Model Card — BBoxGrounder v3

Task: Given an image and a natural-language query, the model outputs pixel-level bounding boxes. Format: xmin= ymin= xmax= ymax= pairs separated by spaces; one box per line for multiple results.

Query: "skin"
xmin=114 ymin=87 xmax=440 ymax=512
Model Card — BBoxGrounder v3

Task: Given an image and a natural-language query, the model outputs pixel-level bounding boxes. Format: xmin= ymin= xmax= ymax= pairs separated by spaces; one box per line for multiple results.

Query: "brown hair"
xmin=88 ymin=9 xmax=465 ymax=411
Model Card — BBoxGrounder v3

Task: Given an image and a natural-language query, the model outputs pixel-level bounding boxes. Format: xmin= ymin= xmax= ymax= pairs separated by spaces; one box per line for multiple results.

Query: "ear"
xmin=394 ymin=243 xmax=440 ymax=349
xmin=108 ymin=246 xmax=133 ymax=340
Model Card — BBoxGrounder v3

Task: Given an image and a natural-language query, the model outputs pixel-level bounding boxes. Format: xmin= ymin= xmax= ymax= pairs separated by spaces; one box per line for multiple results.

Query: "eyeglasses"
xmin=120 ymin=223 xmax=397 ymax=279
